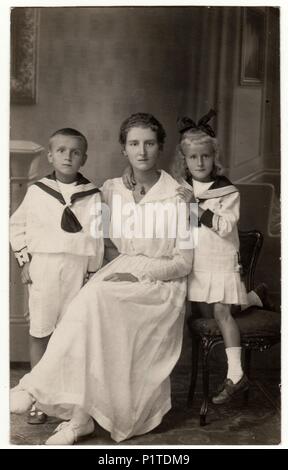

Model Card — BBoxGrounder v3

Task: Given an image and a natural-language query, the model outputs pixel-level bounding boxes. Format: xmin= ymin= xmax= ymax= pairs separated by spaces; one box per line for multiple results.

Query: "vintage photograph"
xmin=8 ymin=4 xmax=280 ymax=446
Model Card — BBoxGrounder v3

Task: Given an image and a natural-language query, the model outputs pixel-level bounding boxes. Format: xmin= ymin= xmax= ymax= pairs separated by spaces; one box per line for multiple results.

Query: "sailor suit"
xmin=186 ymin=176 xmax=248 ymax=304
xmin=10 ymin=172 xmax=104 ymax=337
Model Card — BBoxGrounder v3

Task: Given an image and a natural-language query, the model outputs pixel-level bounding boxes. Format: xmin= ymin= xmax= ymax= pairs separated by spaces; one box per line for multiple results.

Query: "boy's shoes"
xmin=27 ymin=404 xmax=47 ymax=425
xmin=45 ymin=417 xmax=95 ymax=445
xmin=254 ymin=283 xmax=275 ymax=311
xmin=212 ymin=374 xmax=249 ymax=405
xmin=10 ymin=387 xmax=35 ymax=414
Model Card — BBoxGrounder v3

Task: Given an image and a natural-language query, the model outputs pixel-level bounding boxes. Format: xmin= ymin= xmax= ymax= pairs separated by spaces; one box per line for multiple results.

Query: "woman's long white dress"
xmin=18 ymin=170 xmax=193 ymax=442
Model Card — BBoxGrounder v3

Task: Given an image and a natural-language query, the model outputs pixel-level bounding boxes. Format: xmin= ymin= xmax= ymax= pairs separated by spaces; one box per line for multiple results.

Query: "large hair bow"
xmin=177 ymin=109 xmax=216 ymax=137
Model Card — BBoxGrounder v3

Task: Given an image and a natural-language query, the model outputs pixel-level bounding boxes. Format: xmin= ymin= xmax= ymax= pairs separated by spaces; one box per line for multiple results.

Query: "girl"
xmin=173 ymin=110 xmax=249 ymax=404
xmin=10 ymin=113 xmax=193 ymax=444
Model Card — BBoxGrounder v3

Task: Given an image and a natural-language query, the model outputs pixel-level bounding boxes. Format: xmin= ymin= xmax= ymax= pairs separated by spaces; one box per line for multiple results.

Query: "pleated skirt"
xmin=187 ymin=252 xmax=248 ymax=305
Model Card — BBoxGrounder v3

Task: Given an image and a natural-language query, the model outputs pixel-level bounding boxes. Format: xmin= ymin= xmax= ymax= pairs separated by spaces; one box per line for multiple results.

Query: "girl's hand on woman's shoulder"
xmin=176 ymin=186 xmax=197 ymax=203
xmin=103 ymin=272 xmax=139 ymax=282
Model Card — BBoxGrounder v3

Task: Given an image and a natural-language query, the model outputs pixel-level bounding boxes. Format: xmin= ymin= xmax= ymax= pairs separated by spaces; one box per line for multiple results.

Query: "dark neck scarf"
xmin=33 ymin=172 xmax=100 ymax=233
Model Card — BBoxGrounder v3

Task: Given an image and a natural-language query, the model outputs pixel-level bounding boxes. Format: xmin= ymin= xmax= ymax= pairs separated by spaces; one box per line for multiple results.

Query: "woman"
xmin=11 ymin=113 xmax=193 ymax=444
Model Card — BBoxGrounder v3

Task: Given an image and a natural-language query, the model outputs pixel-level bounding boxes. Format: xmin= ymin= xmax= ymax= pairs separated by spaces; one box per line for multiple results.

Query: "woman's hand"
xmin=103 ymin=273 xmax=139 ymax=282
xmin=122 ymin=165 xmax=136 ymax=191
xmin=21 ymin=262 xmax=32 ymax=284
xmin=176 ymin=186 xmax=197 ymax=203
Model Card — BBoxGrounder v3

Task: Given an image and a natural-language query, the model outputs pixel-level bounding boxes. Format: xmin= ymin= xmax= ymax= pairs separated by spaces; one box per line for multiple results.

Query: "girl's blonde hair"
xmin=171 ymin=129 xmax=224 ymax=183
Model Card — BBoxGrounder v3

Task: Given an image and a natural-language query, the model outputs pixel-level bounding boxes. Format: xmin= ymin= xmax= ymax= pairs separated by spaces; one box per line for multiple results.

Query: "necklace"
xmin=135 ymin=172 xmax=160 ymax=196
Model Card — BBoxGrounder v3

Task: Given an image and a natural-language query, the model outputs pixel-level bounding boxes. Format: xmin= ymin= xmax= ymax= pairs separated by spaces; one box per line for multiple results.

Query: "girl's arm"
xmin=199 ymin=191 xmax=240 ymax=237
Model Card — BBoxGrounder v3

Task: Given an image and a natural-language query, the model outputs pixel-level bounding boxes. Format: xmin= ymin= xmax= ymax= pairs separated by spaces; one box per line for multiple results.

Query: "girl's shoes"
xmin=254 ymin=283 xmax=275 ymax=311
xmin=45 ymin=417 xmax=95 ymax=445
xmin=212 ymin=374 xmax=249 ymax=405
xmin=10 ymin=387 xmax=35 ymax=414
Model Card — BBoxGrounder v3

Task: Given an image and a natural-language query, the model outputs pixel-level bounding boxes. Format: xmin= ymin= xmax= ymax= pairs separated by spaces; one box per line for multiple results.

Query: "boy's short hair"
xmin=49 ymin=128 xmax=88 ymax=154
xmin=119 ymin=113 xmax=166 ymax=150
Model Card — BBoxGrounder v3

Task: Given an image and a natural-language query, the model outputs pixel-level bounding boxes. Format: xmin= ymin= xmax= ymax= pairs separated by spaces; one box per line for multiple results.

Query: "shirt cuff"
xmin=199 ymin=209 xmax=214 ymax=228
xmin=14 ymin=247 xmax=30 ymax=267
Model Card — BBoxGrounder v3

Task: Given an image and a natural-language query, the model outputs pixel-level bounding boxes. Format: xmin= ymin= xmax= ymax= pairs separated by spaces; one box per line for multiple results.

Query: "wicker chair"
xmin=187 ymin=230 xmax=281 ymax=426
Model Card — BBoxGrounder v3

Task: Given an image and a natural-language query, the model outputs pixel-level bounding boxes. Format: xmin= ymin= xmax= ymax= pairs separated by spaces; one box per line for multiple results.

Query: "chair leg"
xmin=187 ymin=333 xmax=199 ymax=407
xmin=243 ymin=348 xmax=252 ymax=404
xmin=199 ymin=337 xmax=212 ymax=426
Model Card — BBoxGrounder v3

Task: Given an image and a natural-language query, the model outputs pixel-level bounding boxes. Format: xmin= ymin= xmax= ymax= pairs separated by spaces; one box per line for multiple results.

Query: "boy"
xmin=10 ymin=128 xmax=104 ymax=424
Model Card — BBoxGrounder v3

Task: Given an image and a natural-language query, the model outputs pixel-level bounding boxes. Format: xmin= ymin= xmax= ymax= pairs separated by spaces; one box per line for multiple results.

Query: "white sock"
xmin=241 ymin=290 xmax=263 ymax=311
xmin=225 ymin=347 xmax=243 ymax=384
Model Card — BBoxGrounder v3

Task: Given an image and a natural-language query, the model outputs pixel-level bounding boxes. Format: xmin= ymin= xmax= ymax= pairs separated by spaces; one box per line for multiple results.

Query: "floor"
xmin=10 ymin=364 xmax=281 ymax=446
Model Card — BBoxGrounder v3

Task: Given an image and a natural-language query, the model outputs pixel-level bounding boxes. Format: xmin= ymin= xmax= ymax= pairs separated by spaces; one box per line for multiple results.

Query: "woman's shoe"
xmin=10 ymin=387 xmax=35 ymax=414
xmin=45 ymin=417 xmax=95 ymax=445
